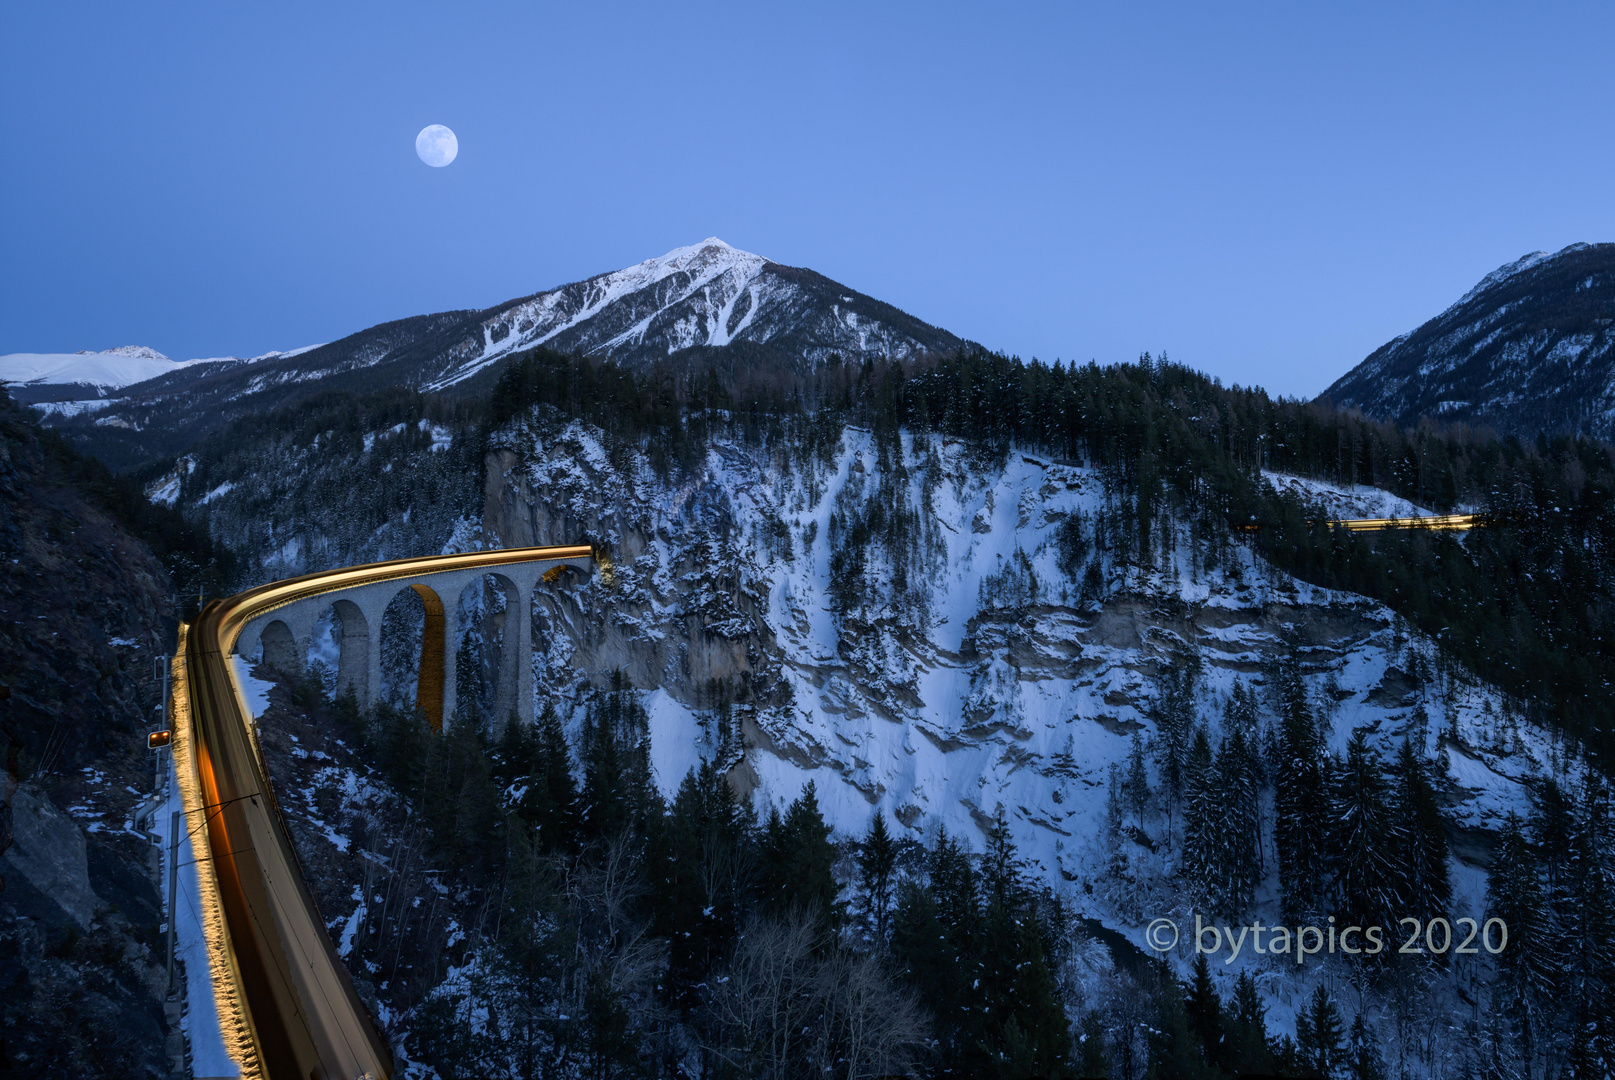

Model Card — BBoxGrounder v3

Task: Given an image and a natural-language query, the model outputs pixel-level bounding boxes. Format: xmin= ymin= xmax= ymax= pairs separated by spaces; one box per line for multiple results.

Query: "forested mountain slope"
xmin=1321 ymin=242 xmax=1615 ymax=439
xmin=156 ymin=349 xmax=1615 ymax=1077
xmin=0 ymin=388 xmax=230 ymax=1077
xmin=40 ymin=239 xmax=965 ymax=471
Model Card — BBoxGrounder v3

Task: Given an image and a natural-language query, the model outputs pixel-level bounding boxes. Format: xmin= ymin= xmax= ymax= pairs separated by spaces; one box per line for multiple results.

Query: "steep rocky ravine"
xmin=197 ymin=402 xmax=1570 ymax=1062
xmin=0 ymin=389 xmax=178 ymax=1077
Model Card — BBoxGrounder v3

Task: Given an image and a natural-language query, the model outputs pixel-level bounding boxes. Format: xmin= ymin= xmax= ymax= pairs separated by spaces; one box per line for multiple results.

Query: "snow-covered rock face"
xmin=475 ymin=422 xmax=1553 ymax=885
xmin=1320 ymin=241 xmax=1615 ymax=439
xmin=187 ymin=407 xmax=1557 ymax=883
xmin=1260 ymin=471 xmax=1442 ymax=519
xmin=188 ymin=409 xmax=1573 ymax=1050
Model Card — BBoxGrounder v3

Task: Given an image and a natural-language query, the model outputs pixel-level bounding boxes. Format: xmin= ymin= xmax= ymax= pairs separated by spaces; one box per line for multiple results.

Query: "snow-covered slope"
xmin=42 ymin=240 xmax=966 ymax=471
xmin=1262 ymin=471 xmax=1438 ymax=519
xmin=0 ymin=346 xmax=189 ymax=393
xmin=184 ymin=406 xmax=1569 ymax=1058
xmin=1319 ymin=241 xmax=1615 ymax=439
xmin=422 ymin=238 xmax=960 ymax=390
xmin=420 ymin=239 xmax=773 ymax=390
xmin=0 ymin=343 xmax=323 ymax=407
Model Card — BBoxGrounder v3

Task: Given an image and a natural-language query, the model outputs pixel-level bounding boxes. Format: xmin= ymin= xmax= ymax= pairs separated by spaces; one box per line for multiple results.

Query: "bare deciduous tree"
xmin=703 ymin=910 xmax=925 ymax=1080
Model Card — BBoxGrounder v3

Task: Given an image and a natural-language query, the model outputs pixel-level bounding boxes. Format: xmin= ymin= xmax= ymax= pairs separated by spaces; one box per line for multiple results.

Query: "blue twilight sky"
xmin=3 ymin=2 xmax=1612 ymax=398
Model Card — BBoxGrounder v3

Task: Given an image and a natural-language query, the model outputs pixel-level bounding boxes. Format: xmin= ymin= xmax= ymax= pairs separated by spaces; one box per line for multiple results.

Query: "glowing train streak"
xmin=174 ymin=544 xmax=593 ymax=1080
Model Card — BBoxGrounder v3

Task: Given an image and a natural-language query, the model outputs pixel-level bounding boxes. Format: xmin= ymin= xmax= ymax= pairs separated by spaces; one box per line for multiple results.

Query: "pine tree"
xmin=1346 ymin=1013 xmax=1386 ymax=1080
xmin=1332 ymin=728 xmax=1400 ymax=932
xmin=1224 ymin=682 xmax=1266 ymax=882
xmin=375 ymin=700 xmax=429 ymax=801
xmin=1222 ymin=725 xmax=1262 ymax=912
xmin=1531 ymin=776 xmax=1576 ymax=903
xmin=1181 ymin=726 xmax=1224 ymax=911
xmin=1559 ymin=780 xmax=1615 ymax=1074
xmin=1182 ymin=952 xmax=1224 ymax=1072
xmin=1104 ymin=762 xmax=1126 ymax=838
xmin=1294 ymin=984 xmax=1345 ymax=1079
xmin=579 ymin=681 xmax=660 ymax=846
xmin=857 ymin=811 xmax=898 ymax=944
xmin=1148 ymin=963 xmax=1220 ymax=1080
xmin=1409 ymin=699 xmax=1430 ymax=748
xmin=1274 ymin=656 xmax=1329 ymax=922
xmin=1389 ymin=739 xmax=1450 ymax=925
xmin=579 ymin=695 xmax=627 ymax=842
xmin=1074 ymin=1012 xmax=1111 ymax=1079
xmin=1226 ymin=971 xmax=1277 ymax=1076
xmin=332 ymin=683 xmax=364 ymax=740
xmin=659 ymin=759 xmax=752 ymax=1013
xmin=1125 ymin=733 xmax=1150 ymax=833
xmin=430 ymin=721 xmax=504 ymax=878
xmin=1152 ymin=659 xmax=1201 ymax=837
xmin=1487 ymin=812 xmax=1551 ymax=1066
xmin=971 ymin=817 xmax=1073 ymax=1078
xmin=582 ymin=967 xmax=638 ymax=1079
xmin=758 ymin=781 xmax=839 ymax=929
xmin=525 ymin=702 xmax=579 ymax=852
xmin=890 ymin=829 xmax=986 ymax=1073
xmin=493 ymin=707 xmax=533 ymax=790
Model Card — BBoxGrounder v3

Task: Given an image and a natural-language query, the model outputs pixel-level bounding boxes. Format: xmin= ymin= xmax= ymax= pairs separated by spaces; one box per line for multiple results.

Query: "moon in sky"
xmin=415 ymin=125 xmax=458 ymax=167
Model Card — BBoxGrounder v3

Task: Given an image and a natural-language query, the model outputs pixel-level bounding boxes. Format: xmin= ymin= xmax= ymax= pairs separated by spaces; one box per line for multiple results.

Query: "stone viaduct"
xmin=231 ymin=549 xmax=593 ymax=731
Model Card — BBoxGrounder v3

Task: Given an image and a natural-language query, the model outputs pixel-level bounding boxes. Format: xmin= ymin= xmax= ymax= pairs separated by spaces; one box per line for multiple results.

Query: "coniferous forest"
xmin=475 ymin=345 xmax=1615 ymax=766
xmin=182 ymin=343 xmax=1615 ymax=1078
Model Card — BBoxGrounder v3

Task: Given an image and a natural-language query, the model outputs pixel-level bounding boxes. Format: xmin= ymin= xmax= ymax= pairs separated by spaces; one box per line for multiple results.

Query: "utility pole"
xmin=167 ymin=809 xmax=180 ymax=997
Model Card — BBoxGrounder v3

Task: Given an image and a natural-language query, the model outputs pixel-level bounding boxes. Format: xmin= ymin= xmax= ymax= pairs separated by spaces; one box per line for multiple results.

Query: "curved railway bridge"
xmin=169 ymin=544 xmax=592 ymax=1080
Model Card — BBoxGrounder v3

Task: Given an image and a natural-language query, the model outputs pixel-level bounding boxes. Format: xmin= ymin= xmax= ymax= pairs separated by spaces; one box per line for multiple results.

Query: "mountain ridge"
xmin=40 ymin=239 xmax=969 ymax=470
xmin=1319 ymin=241 xmax=1615 ymax=439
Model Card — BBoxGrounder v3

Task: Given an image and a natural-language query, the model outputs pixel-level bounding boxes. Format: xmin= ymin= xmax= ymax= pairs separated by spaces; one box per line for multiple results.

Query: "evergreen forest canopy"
xmin=316 ymin=674 xmax=1316 ymax=1079
xmin=166 ymin=343 xmax=1615 ymax=764
xmin=150 ymin=347 xmax=1615 ymax=1075
xmin=478 ymin=346 xmax=1615 ymax=769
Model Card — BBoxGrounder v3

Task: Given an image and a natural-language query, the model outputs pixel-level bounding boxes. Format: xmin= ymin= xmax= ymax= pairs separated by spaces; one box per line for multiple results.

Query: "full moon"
xmin=415 ymin=125 xmax=458 ymax=167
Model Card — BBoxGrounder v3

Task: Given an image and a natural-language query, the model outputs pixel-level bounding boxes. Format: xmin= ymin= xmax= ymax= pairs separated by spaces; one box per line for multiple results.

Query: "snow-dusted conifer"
xmin=1389 ymin=738 xmax=1450 ymax=923
xmin=1332 ymin=728 xmax=1400 ymax=931
xmin=1125 ymin=732 xmax=1150 ymax=833
xmin=1274 ymin=656 xmax=1329 ymax=922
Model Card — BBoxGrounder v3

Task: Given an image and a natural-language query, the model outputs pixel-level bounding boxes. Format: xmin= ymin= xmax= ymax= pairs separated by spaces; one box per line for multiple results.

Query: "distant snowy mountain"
xmin=43 ymin=239 xmax=967 ymax=470
xmin=0 ymin=346 xmax=193 ymax=402
xmin=1319 ymin=242 xmax=1615 ymax=439
xmin=0 ymin=343 xmax=323 ymax=408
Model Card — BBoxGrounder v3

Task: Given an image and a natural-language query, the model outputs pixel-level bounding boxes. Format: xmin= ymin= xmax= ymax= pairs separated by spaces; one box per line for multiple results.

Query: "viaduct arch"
xmin=236 ymin=550 xmax=591 ymax=732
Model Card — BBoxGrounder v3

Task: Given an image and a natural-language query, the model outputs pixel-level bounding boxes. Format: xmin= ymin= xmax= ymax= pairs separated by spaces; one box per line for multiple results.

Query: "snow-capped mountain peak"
xmin=0 ymin=346 xmax=184 ymax=389
xmin=41 ymin=240 xmax=968 ymax=470
xmin=92 ymin=345 xmax=172 ymax=362
xmin=420 ymin=237 xmax=943 ymax=391
xmin=427 ymin=238 xmax=776 ymax=388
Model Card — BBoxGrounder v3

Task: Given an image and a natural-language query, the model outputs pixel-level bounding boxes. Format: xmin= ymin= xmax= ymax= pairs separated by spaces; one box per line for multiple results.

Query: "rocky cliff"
xmin=0 ymin=389 xmax=179 ymax=1077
